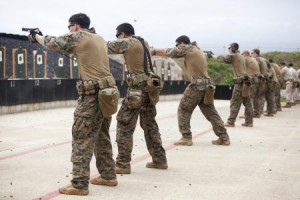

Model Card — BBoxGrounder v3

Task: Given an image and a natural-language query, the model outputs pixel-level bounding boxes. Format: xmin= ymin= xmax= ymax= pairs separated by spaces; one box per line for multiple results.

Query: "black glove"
xmin=28 ymin=28 xmax=43 ymax=43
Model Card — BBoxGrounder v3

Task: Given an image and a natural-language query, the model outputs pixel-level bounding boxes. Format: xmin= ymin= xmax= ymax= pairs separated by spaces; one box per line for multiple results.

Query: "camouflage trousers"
xmin=285 ymin=82 xmax=294 ymax=103
xmin=263 ymin=86 xmax=275 ymax=114
xmin=253 ymin=83 xmax=266 ymax=117
xmin=116 ymin=84 xmax=167 ymax=168
xmin=178 ymin=84 xmax=229 ymax=141
xmin=228 ymin=84 xmax=253 ymax=124
xmin=275 ymin=83 xmax=281 ymax=110
xmin=71 ymin=95 xmax=116 ymax=189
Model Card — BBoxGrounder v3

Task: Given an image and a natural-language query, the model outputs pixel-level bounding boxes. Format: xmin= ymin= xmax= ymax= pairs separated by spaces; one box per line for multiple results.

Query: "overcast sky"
xmin=1 ymin=0 xmax=300 ymax=54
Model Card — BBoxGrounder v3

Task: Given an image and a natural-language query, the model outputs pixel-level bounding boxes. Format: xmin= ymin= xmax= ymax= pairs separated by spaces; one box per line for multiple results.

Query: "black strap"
xmin=133 ymin=36 xmax=154 ymax=75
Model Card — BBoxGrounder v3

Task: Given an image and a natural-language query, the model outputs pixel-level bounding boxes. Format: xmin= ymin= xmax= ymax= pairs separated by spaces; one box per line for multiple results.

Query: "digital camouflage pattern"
xmin=71 ymin=95 xmax=116 ymax=189
xmin=41 ymin=30 xmax=116 ymax=190
xmin=264 ymin=84 xmax=275 ymax=114
xmin=116 ymin=83 xmax=167 ymax=168
xmin=164 ymin=42 xmax=210 ymax=79
xmin=108 ymin=36 xmax=167 ymax=169
xmin=178 ymin=84 xmax=229 ymax=141
xmin=253 ymin=81 xmax=266 ymax=117
xmin=41 ymin=31 xmax=86 ymax=52
xmin=228 ymin=84 xmax=253 ymax=124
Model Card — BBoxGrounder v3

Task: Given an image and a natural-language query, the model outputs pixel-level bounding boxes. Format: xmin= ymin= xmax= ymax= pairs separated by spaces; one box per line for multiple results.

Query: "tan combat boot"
xmin=224 ymin=122 xmax=235 ymax=127
xmin=282 ymin=103 xmax=291 ymax=108
xmin=212 ymin=138 xmax=230 ymax=146
xmin=277 ymin=107 xmax=282 ymax=112
xmin=146 ymin=162 xmax=168 ymax=169
xmin=241 ymin=123 xmax=253 ymax=127
xmin=115 ymin=166 xmax=131 ymax=174
xmin=174 ymin=137 xmax=193 ymax=146
xmin=264 ymin=113 xmax=274 ymax=117
xmin=239 ymin=115 xmax=245 ymax=119
xmin=90 ymin=177 xmax=118 ymax=186
xmin=58 ymin=185 xmax=89 ymax=196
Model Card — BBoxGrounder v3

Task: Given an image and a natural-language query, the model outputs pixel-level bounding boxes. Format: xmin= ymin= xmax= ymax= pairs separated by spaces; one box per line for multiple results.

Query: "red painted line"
xmin=32 ymin=191 xmax=59 ymax=200
xmin=0 ymin=141 xmax=71 ymax=160
xmin=32 ymin=127 xmax=213 ymax=200
xmin=0 ymin=114 xmax=178 ymax=161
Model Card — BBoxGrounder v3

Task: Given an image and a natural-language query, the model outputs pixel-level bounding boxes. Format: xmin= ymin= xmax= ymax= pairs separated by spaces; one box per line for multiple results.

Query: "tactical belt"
xmin=76 ymin=76 xmax=116 ymax=96
xmin=126 ymin=73 xmax=149 ymax=86
xmin=191 ymin=77 xmax=211 ymax=85
xmin=250 ymin=75 xmax=260 ymax=84
xmin=232 ymin=76 xmax=244 ymax=84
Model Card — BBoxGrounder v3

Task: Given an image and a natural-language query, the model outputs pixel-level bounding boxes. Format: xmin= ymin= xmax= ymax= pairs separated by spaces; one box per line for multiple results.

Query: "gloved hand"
xmin=28 ymin=28 xmax=43 ymax=43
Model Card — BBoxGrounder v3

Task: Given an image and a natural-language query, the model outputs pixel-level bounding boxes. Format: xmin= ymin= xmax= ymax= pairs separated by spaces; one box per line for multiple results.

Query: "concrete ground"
xmin=0 ymin=100 xmax=300 ymax=200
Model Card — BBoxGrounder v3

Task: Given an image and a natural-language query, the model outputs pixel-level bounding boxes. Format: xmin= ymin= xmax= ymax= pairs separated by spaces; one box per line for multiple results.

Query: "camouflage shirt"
xmin=164 ymin=43 xmax=210 ymax=79
xmin=107 ymin=36 xmax=151 ymax=75
xmin=39 ymin=30 xmax=112 ymax=80
xmin=216 ymin=53 xmax=246 ymax=77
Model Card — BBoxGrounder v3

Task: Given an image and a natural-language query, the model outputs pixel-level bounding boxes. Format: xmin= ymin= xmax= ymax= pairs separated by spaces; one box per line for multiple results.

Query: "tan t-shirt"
xmin=255 ymin=57 xmax=268 ymax=77
xmin=216 ymin=53 xmax=247 ymax=77
xmin=41 ymin=30 xmax=112 ymax=80
xmin=107 ymin=36 xmax=151 ymax=75
xmin=164 ymin=43 xmax=210 ymax=79
xmin=271 ymin=63 xmax=280 ymax=79
xmin=245 ymin=57 xmax=260 ymax=76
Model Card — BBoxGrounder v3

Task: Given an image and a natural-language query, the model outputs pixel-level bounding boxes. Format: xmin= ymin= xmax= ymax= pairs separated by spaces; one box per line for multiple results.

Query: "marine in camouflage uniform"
xmin=263 ymin=61 xmax=277 ymax=116
xmin=215 ymin=43 xmax=253 ymax=127
xmin=251 ymin=49 xmax=268 ymax=117
xmin=240 ymin=50 xmax=261 ymax=118
xmin=107 ymin=23 xmax=167 ymax=174
xmin=269 ymin=59 xmax=282 ymax=112
xmin=35 ymin=13 xmax=117 ymax=196
xmin=154 ymin=35 xmax=230 ymax=146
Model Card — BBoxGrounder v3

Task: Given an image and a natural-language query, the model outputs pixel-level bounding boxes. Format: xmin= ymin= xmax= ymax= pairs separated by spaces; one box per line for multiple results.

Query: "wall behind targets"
xmin=0 ymin=33 xmax=123 ymax=80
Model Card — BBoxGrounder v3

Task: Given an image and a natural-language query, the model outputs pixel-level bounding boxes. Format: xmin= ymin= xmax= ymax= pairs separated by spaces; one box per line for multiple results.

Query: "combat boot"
xmin=212 ymin=138 xmax=230 ymax=146
xmin=146 ymin=162 xmax=168 ymax=169
xmin=90 ymin=177 xmax=118 ymax=186
xmin=264 ymin=113 xmax=274 ymax=117
xmin=115 ymin=166 xmax=131 ymax=174
xmin=241 ymin=123 xmax=253 ymax=127
xmin=282 ymin=103 xmax=291 ymax=108
xmin=239 ymin=115 xmax=245 ymax=119
xmin=174 ymin=137 xmax=193 ymax=146
xmin=224 ymin=122 xmax=234 ymax=127
xmin=276 ymin=107 xmax=282 ymax=112
xmin=58 ymin=185 xmax=89 ymax=196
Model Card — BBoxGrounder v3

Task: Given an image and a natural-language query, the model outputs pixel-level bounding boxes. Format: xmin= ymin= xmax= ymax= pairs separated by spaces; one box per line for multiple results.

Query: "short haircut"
xmin=280 ymin=61 xmax=286 ymax=65
xmin=269 ymin=59 xmax=274 ymax=63
xmin=69 ymin=13 xmax=90 ymax=29
xmin=175 ymin=35 xmax=191 ymax=45
xmin=242 ymin=50 xmax=250 ymax=56
xmin=289 ymin=63 xmax=293 ymax=66
xmin=252 ymin=49 xmax=260 ymax=55
xmin=116 ymin=23 xmax=135 ymax=36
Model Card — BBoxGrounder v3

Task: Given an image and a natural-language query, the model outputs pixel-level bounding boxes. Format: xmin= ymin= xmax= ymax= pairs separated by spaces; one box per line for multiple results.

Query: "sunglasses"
xmin=68 ymin=24 xmax=75 ymax=29
xmin=116 ymin=32 xmax=122 ymax=38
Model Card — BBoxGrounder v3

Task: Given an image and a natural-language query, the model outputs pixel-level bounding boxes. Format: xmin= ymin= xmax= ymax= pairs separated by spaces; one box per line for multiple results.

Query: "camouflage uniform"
xmin=263 ymin=64 xmax=277 ymax=115
xmin=254 ymin=57 xmax=268 ymax=117
xmin=107 ymin=37 xmax=167 ymax=169
xmin=271 ymin=63 xmax=282 ymax=111
xmin=216 ymin=54 xmax=253 ymax=124
xmin=165 ymin=43 xmax=229 ymax=142
xmin=40 ymin=30 xmax=116 ymax=189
